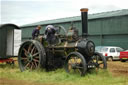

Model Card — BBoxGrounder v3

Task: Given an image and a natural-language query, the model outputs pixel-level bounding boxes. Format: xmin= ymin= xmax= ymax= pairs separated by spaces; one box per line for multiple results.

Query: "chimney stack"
xmin=80 ymin=8 xmax=88 ymax=37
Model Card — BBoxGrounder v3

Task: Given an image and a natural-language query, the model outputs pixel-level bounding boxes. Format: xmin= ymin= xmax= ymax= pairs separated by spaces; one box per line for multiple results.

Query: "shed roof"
xmin=21 ymin=9 xmax=128 ymax=28
xmin=0 ymin=24 xmax=20 ymax=29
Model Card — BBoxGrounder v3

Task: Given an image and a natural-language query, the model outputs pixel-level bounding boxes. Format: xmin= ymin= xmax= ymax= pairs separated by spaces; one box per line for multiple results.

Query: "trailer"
xmin=0 ymin=24 xmax=21 ymax=64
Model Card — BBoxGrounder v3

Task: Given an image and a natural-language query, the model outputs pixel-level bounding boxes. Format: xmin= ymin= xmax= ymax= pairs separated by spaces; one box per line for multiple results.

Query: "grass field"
xmin=0 ymin=63 xmax=128 ymax=85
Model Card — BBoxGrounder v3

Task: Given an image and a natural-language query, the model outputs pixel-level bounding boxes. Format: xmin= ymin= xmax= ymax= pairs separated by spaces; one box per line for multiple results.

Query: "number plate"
xmin=122 ymin=58 xmax=127 ymax=59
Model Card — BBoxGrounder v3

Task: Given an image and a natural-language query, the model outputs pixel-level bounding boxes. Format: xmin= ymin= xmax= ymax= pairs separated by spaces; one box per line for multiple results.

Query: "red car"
xmin=120 ymin=50 xmax=128 ymax=62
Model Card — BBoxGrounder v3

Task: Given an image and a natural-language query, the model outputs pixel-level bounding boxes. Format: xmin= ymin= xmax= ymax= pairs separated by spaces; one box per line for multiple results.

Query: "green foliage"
xmin=0 ymin=64 xmax=128 ymax=85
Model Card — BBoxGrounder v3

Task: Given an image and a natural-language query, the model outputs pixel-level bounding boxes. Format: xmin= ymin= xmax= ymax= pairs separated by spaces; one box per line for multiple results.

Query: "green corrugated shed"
xmin=20 ymin=9 xmax=128 ymax=49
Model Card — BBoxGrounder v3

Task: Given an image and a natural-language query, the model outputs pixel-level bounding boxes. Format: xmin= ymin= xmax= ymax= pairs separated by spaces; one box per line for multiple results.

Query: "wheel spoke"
xmin=32 ymin=62 xmax=35 ymax=69
xmin=68 ymin=62 xmax=72 ymax=65
xmin=33 ymin=52 xmax=39 ymax=57
xmin=73 ymin=57 xmax=77 ymax=63
xmin=34 ymin=61 xmax=38 ymax=68
xmin=33 ymin=59 xmax=39 ymax=63
xmin=78 ymin=69 xmax=82 ymax=75
xmin=28 ymin=44 xmax=33 ymax=53
xmin=34 ymin=56 xmax=39 ymax=59
xmin=68 ymin=58 xmax=73 ymax=64
xmin=68 ymin=64 xmax=72 ymax=70
xmin=76 ymin=59 xmax=81 ymax=64
xmin=76 ymin=66 xmax=83 ymax=69
xmin=23 ymin=48 xmax=29 ymax=57
xmin=24 ymin=62 xmax=30 ymax=69
xmin=30 ymin=62 xmax=34 ymax=70
xmin=98 ymin=62 xmax=103 ymax=65
xmin=96 ymin=56 xmax=99 ymax=63
xmin=23 ymin=48 xmax=28 ymax=53
xmin=31 ymin=46 xmax=36 ymax=54
xmin=73 ymin=69 xmax=82 ymax=75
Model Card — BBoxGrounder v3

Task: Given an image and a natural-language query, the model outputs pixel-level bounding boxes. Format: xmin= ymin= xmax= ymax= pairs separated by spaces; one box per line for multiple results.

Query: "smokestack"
xmin=80 ymin=8 xmax=88 ymax=37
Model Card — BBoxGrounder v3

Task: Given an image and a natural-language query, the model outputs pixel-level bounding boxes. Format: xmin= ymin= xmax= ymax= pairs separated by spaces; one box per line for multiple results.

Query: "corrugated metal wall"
xmin=88 ymin=15 xmax=128 ymax=49
xmin=21 ymin=15 xmax=128 ymax=49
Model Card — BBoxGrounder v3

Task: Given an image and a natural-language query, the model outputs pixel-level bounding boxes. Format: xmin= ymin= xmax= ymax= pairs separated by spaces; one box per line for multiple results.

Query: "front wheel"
xmin=64 ymin=52 xmax=87 ymax=76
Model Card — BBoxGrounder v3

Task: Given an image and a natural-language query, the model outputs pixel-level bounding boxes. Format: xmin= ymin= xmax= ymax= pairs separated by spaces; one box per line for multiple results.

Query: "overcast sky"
xmin=1 ymin=0 xmax=128 ymax=26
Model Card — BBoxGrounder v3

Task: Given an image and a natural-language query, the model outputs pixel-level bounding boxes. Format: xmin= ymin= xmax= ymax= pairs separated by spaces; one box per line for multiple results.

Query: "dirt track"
xmin=107 ymin=61 xmax=128 ymax=77
xmin=0 ymin=78 xmax=55 ymax=85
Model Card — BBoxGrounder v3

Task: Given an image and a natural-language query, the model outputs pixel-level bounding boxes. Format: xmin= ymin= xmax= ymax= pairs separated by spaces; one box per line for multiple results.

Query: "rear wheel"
xmin=65 ymin=52 xmax=87 ymax=76
xmin=18 ymin=40 xmax=46 ymax=71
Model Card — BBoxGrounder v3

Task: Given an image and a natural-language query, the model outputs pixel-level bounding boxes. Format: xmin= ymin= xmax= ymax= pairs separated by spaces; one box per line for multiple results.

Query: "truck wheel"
xmin=65 ymin=52 xmax=87 ymax=76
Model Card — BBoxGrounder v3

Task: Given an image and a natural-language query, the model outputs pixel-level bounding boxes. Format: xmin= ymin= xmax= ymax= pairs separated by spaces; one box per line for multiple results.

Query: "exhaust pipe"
xmin=80 ymin=8 xmax=88 ymax=37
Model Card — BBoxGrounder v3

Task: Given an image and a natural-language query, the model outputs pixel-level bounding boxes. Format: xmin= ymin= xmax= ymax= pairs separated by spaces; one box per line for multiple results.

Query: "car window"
xmin=95 ymin=47 xmax=102 ymax=52
xmin=116 ymin=48 xmax=124 ymax=52
xmin=110 ymin=48 xmax=115 ymax=52
xmin=101 ymin=47 xmax=108 ymax=52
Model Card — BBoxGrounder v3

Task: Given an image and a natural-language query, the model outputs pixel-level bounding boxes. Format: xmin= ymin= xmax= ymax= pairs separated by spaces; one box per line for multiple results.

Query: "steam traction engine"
xmin=18 ymin=8 xmax=107 ymax=76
